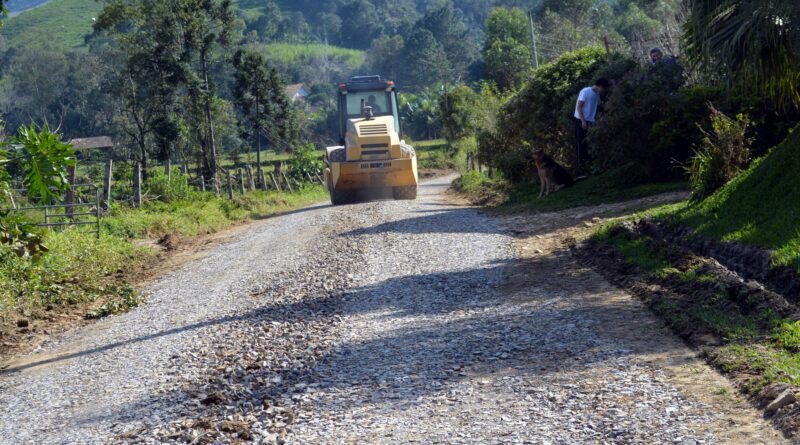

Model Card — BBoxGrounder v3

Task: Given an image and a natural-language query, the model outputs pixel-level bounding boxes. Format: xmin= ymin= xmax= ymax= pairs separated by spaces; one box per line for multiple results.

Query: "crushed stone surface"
xmin=0 ymin=176 xmax=785 ymax=444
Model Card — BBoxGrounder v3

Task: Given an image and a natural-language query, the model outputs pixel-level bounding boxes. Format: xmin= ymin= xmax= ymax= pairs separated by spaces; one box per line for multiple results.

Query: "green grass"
xmin=606 ymin=236 xmax=670 ymax=273
xmin=1 ymin=0 xmax=100 ymax=49
xmin=0 ymin=228 xmax=147 ymax=313
xmin=595 ymin=227 xmax=800 ymax=390
xmin=104 ymin=185 xmax=327 ymax=239
xmin=255 ymin=42 xmax=365 ymax=68
xmin=664 ymin=128 xmax=800 ymax=273
xmin=455 ymin=167 xmax=687 ymax=212
xmin=1 ymin=184 xmax=328 ymax=317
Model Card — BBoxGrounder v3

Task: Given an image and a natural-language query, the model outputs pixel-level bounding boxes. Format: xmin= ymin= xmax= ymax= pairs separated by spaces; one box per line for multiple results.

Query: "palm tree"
xmin=684 ymin=0 xmax=800 ymax=106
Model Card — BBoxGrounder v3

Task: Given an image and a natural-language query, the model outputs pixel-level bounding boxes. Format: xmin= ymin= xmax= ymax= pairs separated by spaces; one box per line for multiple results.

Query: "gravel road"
xmin=0 ymin=175 xmax=785 ymax=444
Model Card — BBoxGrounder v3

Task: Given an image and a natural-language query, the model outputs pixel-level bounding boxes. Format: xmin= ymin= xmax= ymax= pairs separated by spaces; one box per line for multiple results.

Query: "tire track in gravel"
xmin=0 ymin=176 xmax=787 ymax=444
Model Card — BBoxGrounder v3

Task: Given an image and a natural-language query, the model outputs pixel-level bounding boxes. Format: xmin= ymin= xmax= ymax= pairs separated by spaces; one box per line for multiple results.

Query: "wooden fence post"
xmin=213 ymin=174 xmax=221 ymax=198
xmin=227 ymin=170 xmax=234 ymax=200
xmin=165 ymin=158 xmax=172 ymax=180
xmin=103 ymin=159 xmax=113 ymax=209
xmin=269 ymin=172 xmax=281 ymax=191
xmin=238 ymin=168 xmax=245 ymax=194
xmin=259 ymin=169 xmax=268 ymax=190
xmin=65 ymin=165 xmax=76 ymax=218
xmin=281 ymin=170 xmax=294 ymax=192
xmin=246 ymin=165 xmax=255 ymax=191
xmin=134 ymin=162 xmax=142 ymax=208
xmin=200 ymin=175 xmax=206 ymax=193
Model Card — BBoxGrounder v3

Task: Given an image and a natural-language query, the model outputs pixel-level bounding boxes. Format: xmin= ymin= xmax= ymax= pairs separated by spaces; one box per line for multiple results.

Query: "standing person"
xmin=649 ymin=47 xmax=664 ymax=64
xmin=574 ymin=77 xmax=610 ymax=171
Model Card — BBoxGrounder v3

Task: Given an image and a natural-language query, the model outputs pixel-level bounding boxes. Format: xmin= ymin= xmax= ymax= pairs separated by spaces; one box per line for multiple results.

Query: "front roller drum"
xmin=392 ymin=185 xmax=417 ymax=200
xmin=330 ymin=187 xmax=357 ymax=205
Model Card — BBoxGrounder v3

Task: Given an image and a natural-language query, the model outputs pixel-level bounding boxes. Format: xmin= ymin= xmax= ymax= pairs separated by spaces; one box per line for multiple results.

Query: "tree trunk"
xmin=202 ymin=50 xmax=219 ymax=185
xmin=255 ymin=95 xmax=262 ymax=186
xmin=139 ymin=139 xmax=149 ymax=181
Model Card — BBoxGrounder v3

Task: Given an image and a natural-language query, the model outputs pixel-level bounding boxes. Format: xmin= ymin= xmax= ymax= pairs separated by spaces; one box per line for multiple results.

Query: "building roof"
xmin=70 ymin=136 xmax=114 ymax=150
xmin=286 ymin=83 xmax=308 ymax=100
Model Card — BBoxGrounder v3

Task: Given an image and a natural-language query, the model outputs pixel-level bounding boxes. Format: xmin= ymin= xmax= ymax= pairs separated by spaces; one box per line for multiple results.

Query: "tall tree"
xmin=483 ymin=7 xmax=531 ymax=90
xmin=94 ymin=0 xmax=186 ymax=178
xmin=416 ymin=4 xmax=479 ymax=82
xmin=175 ymin=0 xmax=236 ymax=181
xmin=232 ymin=49 xmax=294 ymax=181
xmin=401 ymin=28 xmax=450 ymax=88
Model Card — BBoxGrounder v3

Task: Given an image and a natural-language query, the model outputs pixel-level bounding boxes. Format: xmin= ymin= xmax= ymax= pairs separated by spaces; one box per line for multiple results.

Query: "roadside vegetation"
xmin=1 ymin=168 xmax=326 ymax=322
xmin=574 ymin=0 xmax=800 ymax=425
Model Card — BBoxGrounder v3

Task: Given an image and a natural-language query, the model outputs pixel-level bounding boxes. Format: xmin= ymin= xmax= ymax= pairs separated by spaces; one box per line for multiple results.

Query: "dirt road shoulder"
xmin=500 ymin=193 xmax=786 ymax=443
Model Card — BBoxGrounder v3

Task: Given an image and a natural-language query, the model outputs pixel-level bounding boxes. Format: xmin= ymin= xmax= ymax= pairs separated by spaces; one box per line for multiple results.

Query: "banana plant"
xmin=0 ymin=124 xmax=75 ymax=257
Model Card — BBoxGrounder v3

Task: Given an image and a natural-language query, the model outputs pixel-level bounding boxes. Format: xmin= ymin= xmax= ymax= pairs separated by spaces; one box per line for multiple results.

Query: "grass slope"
xmin=670 ymin=128 xmax=800 ymax=271
xmin=1 ymin=0 xmax=100 ymax=49
xmin=455 ymin=168 xmax=687 ymax=212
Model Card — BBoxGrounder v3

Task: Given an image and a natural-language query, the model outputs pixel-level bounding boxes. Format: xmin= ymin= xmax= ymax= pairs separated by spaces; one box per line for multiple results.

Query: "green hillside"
xmin=260 ymin=43 xmax=365 ymax=68
xmin=0 ymin=0 xmax=101 ymax=49
xmin=670 ymin=127 xmax=800 ymax=271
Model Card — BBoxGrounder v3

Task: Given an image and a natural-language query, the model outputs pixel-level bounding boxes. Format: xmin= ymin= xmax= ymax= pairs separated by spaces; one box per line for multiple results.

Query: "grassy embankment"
xmin=589 ymin=128 xmax=800 ymax=395
xmin=454 ymin=167 xmax=687 ymax=212
xmin=0 ymin=184 xmax=327 ymax=319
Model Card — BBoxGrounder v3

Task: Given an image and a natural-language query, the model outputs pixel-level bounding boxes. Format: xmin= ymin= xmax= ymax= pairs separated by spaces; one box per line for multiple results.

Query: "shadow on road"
xmin=37 ymin=252 xmax=686 ymax=431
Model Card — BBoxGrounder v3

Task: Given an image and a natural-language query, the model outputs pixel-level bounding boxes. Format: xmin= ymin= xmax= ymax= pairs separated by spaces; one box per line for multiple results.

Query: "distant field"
xmin=1 ymin=0 xmax=100 ymax=49
xmin=259 ymin=43 xmax=366 ymax=67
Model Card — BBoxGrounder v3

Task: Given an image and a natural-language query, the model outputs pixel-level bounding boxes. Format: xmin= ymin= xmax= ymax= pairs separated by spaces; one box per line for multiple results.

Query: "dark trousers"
xmin=574 ymin=118 xmax=591 ymax=167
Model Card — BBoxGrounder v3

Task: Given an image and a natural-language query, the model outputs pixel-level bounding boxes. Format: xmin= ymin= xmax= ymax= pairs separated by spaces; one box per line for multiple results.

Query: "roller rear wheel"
xmin=392 ymin=185 xmax=417 ymax=200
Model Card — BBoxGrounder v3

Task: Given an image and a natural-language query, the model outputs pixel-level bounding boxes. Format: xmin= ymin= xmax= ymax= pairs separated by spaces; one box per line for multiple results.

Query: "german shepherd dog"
xmin=532 ymin=149 xmax=575 ymax=198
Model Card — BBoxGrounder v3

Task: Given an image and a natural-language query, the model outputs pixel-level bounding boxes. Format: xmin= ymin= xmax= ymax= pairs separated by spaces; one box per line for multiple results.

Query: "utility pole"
xmin=528 ymin=11 xmax=540 ymax=69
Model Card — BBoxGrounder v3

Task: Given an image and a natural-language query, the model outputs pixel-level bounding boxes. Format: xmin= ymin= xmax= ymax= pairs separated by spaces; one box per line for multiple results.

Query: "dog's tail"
xmin=573 ymin=175 xmax=590 ymax=183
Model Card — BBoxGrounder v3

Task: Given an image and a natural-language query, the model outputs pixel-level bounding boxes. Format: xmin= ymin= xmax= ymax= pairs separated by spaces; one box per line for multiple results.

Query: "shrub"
xmin=145 ymin=169 xmax=194 ymax=202
xmin=483 ymin=47 xmax=630 ymax=182
xmin=688 ymin=108 xmax=754 ymax=201
xmin=588 ymin=59 xmax=685 ymax=182
xmin=649 ymin=85 xmax=724 ymax=176
xmin=499 ymin=47 xmax=619 ymax=161
xmin=439 ymin=85 xmax=480 ymax=142
xmin=288 ymin=143 xmax=323 ymax=180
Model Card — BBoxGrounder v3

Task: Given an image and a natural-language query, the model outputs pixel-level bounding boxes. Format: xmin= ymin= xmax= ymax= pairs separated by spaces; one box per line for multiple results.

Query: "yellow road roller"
xmin=324 ymin=75 xmax=418 ymax=205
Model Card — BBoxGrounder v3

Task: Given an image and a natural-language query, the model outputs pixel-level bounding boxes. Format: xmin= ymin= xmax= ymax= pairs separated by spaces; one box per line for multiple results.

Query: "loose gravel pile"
xmin=0 ymin=176 xmax=785 ymax=444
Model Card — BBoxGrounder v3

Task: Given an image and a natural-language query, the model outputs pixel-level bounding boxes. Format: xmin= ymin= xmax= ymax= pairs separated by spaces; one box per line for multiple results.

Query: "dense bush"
xmin=588 ymin=59 xmax=686 ymax=182
xmin=481 ymin=47 xmax=624 ymax=181
xmin=145 ymin=169 xmax=194 ymax=203
xmin=288 ymin=143 xmax=323 ymax=180
xmin=439 ymin=85 xmax=480 ymax=142
xmin=688 ymin=108 xmax=753 ymax=201
xmin=648 ymin=85 xmax=724 ymax=177
xmin=501 ymin=46 xmax=614 ymax=160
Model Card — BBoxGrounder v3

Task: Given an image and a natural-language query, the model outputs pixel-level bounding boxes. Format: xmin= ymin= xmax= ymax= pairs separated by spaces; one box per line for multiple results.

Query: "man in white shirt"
xmin=574 ymin=77 xmax=611 ymax=170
